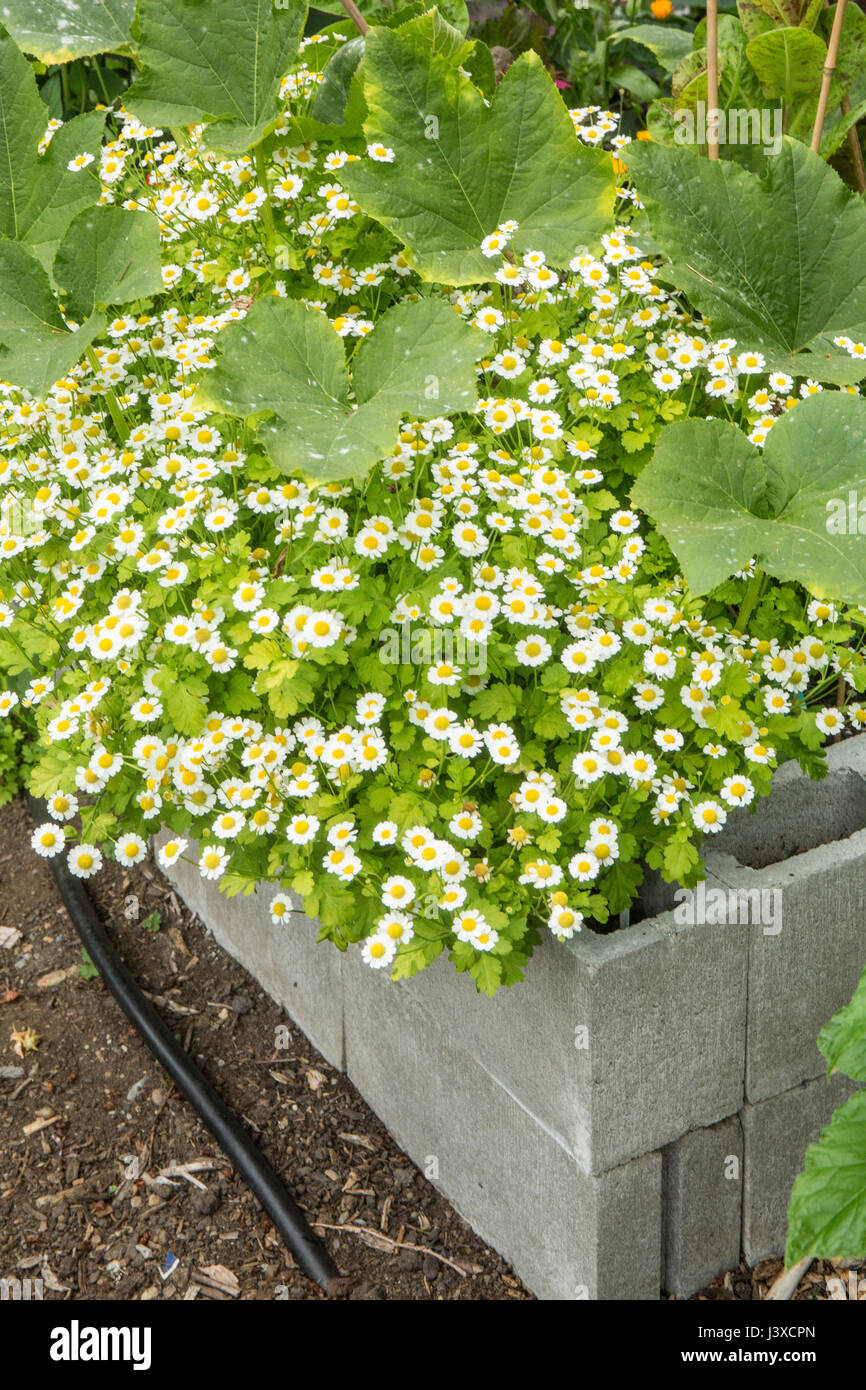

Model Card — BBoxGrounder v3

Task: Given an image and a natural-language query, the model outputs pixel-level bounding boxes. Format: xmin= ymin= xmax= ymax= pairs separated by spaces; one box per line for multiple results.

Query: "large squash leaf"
xmin=53 ymin=207 xmax=163 ymax=320
xmin=0 ymin=240 xmax=105 ymax=396
xmin=0 ymin=0 xmax=135 ymax=61
xmin=626 ymin=138 xmax=866 ymax=384
xmin=819 ymin=967 xmax=866 ymax=1086
xmin=125 ymin=0 xmax=306 ymax=151
xmin=785 ymin=965 xmax=866 ymax=1264
xmin=786 ymin=1091 xmax=866 ymax=1264
xmin=341 ymin=11 xmax=615 ymax=286
xmin=630 ymin=393 xmax=866 ymax=606
xmin=0 ymin=26 xmax=104 ymax=270
xmin=196 ymin=295 xmax=480 ymax=483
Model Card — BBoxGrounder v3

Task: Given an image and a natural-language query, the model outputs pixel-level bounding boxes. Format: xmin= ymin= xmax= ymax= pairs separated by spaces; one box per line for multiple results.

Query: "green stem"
xmin=85 ymin=347 xmax=130 ymax=442
xmin=255 ymin=144 xmax=277 ymax=251
xmin=736 ymin=565 xmax=765 ymax=633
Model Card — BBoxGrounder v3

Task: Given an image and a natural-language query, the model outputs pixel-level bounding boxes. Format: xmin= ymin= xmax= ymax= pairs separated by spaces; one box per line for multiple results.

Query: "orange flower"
xmin=636 ymin=129 xmax=652 ymax=141
xmin=651 ymin=0 xmax=672 ymax=17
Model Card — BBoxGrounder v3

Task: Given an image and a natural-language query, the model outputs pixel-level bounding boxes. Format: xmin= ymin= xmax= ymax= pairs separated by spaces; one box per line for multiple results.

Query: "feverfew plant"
xmin=1 ymin=7 xmax=865 ymax=994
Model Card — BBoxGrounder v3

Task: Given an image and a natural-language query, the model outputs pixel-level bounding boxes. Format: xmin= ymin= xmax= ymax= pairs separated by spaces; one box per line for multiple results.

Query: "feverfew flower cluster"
xmin=2 ymin=36 xmax=864 ymax=993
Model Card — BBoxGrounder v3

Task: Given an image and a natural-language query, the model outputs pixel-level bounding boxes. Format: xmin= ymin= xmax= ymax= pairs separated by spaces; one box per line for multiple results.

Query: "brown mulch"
xmin=693 ymin=1256 xmax=866 ymax=1302
xmin=0 ymin=797 xmax=530 ymax=1301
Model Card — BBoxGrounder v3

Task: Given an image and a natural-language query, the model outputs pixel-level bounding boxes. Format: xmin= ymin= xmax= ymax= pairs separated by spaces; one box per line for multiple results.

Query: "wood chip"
xmin=22 ymin=1114 xmax=61 ymax=1136
xmin=36 ymin=967 xmax=75 ymax=988
xmin=305 ymin=1067 xmax=326 ymax=1091
xmin=194 ymin=1264 xmax=240 ymax=1297
xmin=338 ymin=1132 xmax=376 ymax=1151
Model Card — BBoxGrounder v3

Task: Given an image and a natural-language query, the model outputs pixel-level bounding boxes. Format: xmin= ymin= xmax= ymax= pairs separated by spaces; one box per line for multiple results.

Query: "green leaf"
xmin=746 ymin=26 xmax=826 ymax=99
xmin=785 ymin=1089 xmax=866 ymax=1263
xmin=819 ymin=966 xmax=866 ymax=1083
xmin=28 ymin=751 xmax=72 ymax=799
xmin=469 ymin=951 xmax=503 ymax=996
xmin=310 ymin=34 xmax=366 ymax=128
xmin=626 ymin=138 xmax=866 ymax=382
xmin=0 ymin=239 xmax=105 ymax=395
xmin=53 ymin=207 xmax=163 ymax=320
xmin=341 ymin=12 xmax=615 ymax=285
xmin=742 ymin=0 xmax=823 ymax=28
xmin=0 ymin=27 xmax=105 ymax=269
xmin=0 ymin=0 xmax=136 ymax=62
xmin=818 ymin=3 xmax=866 ymax=105
xmin=79 ymin=948 xmax=100 ymax=981
xmin=820 ymin=95 xmax=866 ymax=157
xmin=197 ymin=295 xmax=480 ymax=483
xmin=608 ymin=64 xmax=659 ymax=104
xmin=631 ymin=393 xmax=866 ymax=606
xmin=613 ymin=23 xmax=695 ymax=73
xmin=160 ymin=672 xmax=208 ymax=733
xmin=126 ymin=0 xmax=307 ymax=152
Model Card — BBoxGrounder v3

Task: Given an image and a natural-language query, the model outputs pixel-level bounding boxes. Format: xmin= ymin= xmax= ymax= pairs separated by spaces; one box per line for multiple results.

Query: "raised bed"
xmin=156 ymin=735 xmax=866 ymax=1300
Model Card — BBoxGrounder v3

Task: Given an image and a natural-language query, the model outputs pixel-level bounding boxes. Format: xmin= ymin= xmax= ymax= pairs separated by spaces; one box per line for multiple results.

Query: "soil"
xmin=1 ymin=796 xmax=861 ymax=1303
xmin=0 ymin=797 xmax=530 ymax=1301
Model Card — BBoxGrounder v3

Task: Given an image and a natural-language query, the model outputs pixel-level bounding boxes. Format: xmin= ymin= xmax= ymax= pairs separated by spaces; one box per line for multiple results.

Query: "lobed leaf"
xmin=341 ymin=11 xmax=615 ymax=285
xmin=126 ymin=0 xmax=307 ymax=151
xmin=631 ymin=393 xmax=866 ymax=606
xmin=626 ymin=138 xmax=866 ymax=383
xmin=0 ymin=239 xmax=105 ymax=396
xmin=53 ymin=207 xmax=164 ymax=320
xmin=0 ymin=26 xmax=104 ymax=269
xmin=196 ymin=295 xmax=480 ymax=483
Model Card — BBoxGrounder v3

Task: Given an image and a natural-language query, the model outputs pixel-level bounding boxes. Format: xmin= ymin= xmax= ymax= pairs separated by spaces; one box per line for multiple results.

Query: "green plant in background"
xmin=645 ymin=0 xmax=866 ymax=183
xmin=786 ymin=966 xmax=866 ymax=1262
xmin=0 ymin=0 xmax=137 ymax=117
xmin=469 ymin=0 xmax=692 ymax=116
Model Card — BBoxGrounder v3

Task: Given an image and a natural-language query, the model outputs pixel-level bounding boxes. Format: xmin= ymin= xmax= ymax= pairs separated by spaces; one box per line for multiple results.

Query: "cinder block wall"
xmin=155 ymin=736 xmax=866 ymax=1300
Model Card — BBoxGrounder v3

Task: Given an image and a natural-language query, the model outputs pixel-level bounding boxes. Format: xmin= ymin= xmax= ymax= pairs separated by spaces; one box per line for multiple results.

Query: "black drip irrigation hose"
xmin=27 ymin=797 xmax=341 ymax=1296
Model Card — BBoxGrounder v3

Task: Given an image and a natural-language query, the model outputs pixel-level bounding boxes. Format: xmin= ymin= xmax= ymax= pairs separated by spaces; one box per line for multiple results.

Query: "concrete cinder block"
xmin=398 ymin=868 xmax=748 ymax=1175
xmin=154 ymin=831 xmax=345 ymax=1069
xmin=707 ymin=814 xmax=866 ymax=1105
xmin=662 ymin=1117 xmax=743 ymax=1300
xmin=741 ymin=1073 xmax=861 ymax=1265
xmin=342 ymin=951 xmax=662 ymax=1300
xmin=712 ymin=739 xmax=866 ymax=870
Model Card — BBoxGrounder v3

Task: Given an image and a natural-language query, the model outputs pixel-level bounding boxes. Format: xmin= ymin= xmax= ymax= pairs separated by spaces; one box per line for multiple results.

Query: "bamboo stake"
xmin=340 ymin=0 xmax=369 ymax=35
xmin=765 ymin=1257 xmax=814 ymax=1301
xmin=706 ymin=0 xmax=719 ymax=159
xmin=811 ymin=0 xmax=848 ymax=152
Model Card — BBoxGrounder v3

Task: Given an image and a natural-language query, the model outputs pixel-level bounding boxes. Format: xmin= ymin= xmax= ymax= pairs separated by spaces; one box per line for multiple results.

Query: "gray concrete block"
xmin=713 ymin=737 xmax=866 ymax=870
xmin=662 ymin=1117 xmax=743 ymax=1300
xmin=398 ymin=871 xmax=748 ymax=1175
xmin=154 ymin=831 xmax=345 ymax=1070
xmin=707 ymin=828 xmax=866 ymax=1104
xmin=741 ymin=1073 xmax=861 ymax=1265
xmin=342 ymin=951 xmax=662 ymax=1300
